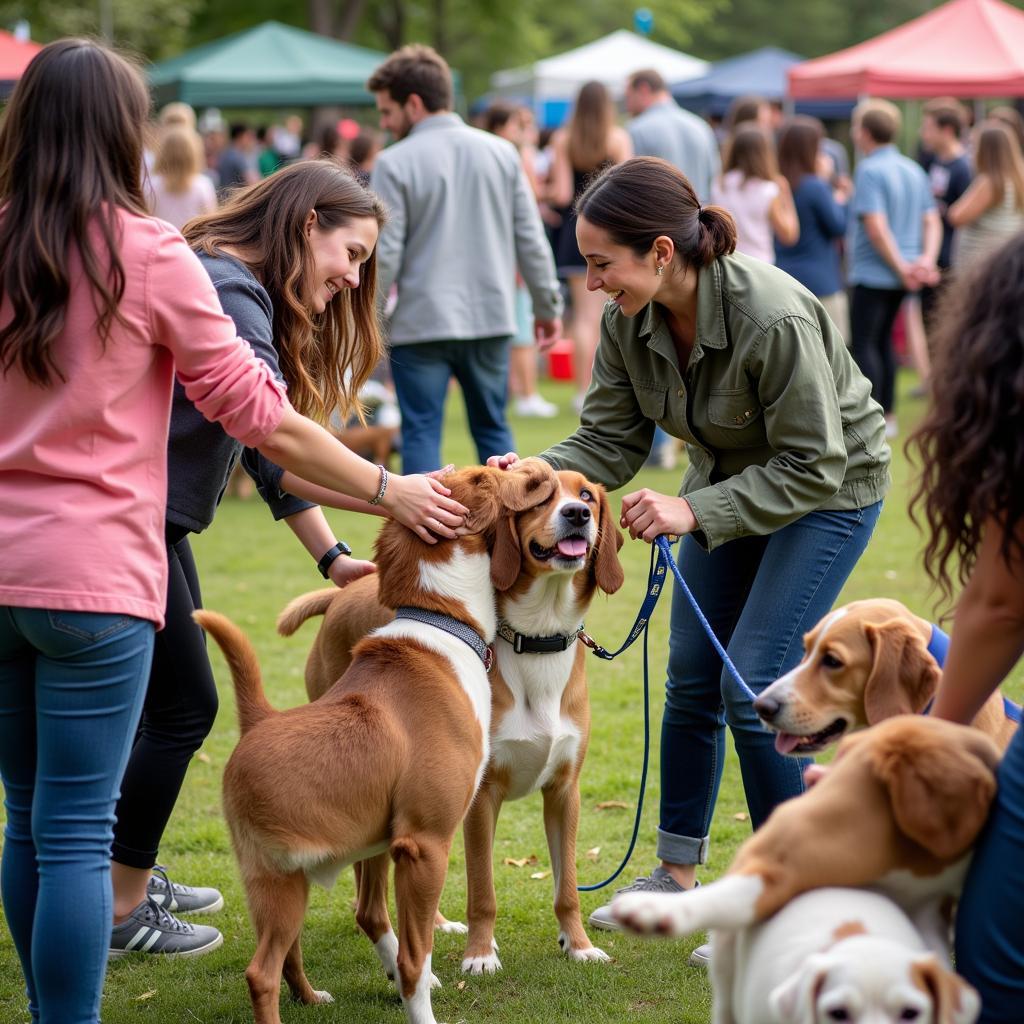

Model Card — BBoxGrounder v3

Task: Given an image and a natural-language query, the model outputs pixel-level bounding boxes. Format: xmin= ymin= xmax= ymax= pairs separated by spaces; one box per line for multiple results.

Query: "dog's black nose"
xmin=561 ymin=503 xmax=591 ymax=528
xmin=753 ymin=694 xmax=781 ymax=722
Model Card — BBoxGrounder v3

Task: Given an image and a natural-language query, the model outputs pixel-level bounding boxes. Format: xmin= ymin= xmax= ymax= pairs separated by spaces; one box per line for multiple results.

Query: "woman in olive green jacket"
xmin=492 ymin=157 xmax=889 ymax=955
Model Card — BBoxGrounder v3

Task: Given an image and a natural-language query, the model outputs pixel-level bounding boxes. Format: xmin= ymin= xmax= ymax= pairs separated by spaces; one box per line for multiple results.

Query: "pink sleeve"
xmin=146 ymin=228 xmax=289 ymax=448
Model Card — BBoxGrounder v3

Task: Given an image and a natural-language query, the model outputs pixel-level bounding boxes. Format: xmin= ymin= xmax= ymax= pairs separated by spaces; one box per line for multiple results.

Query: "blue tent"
xmin=671 ymin=47 xmax=854 ymax=121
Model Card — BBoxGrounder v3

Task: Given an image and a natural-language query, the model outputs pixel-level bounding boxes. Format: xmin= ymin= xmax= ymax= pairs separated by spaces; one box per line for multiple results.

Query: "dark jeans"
xmin=389 ymin=337 xmax=515 ymax=475
xmin=955 ymin=723 xmax=1024 ymax=1022
xmin=0 ymin=607 xmax=152 ymax=1023
xmin=110 ymin=526 xmax=219 ymax=870
xmin=657 ymin=501 xmax=883 ymax=865
xmin=850 ymin=285 xmax=906 ymax=414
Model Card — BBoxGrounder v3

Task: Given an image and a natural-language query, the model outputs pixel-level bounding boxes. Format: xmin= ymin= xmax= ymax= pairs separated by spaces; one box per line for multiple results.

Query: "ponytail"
xmin=694 ymin=205 xmax=737 ymax=266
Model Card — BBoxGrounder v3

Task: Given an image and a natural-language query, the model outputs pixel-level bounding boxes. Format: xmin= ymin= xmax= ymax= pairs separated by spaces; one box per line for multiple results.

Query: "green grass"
xmin=1 ymin=372 xmax=1021 ymax=1024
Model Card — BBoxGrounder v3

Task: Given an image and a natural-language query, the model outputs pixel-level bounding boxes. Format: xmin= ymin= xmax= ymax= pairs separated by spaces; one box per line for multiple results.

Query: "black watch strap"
xmin=317 ymin=540 xmax=352 ymax=579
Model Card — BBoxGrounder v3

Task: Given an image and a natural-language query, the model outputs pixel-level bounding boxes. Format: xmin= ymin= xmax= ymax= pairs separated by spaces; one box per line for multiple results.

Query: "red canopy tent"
xmin=788 ymin=0 xmax=1024 ymax=99
xmin=0 ymin=30 xmax=42 ymax=92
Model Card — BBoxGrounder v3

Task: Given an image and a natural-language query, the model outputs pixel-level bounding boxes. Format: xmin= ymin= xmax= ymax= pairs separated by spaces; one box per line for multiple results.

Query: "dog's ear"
xmin=862 ymin=619 xmax=940 ymax=723
xmin=591 ymin=486 xmax=625 ymax=595
xmin=769 ymin=953 xmax=835 ymax=1024
xmin=491 ymin=514 xmax=522 ymax=592
xmin=464 ymin=461 xmax=557 ymax=534
xmin=869 ymin=719 xmax=1000 ymax=859
xmin=910 ymin=955 xmax=981 ymax=1024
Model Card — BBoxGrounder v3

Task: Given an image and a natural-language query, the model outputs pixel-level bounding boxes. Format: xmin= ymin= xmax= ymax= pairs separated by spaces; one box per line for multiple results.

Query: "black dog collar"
xmin=496 ymin=619 xmax=585 ymax=655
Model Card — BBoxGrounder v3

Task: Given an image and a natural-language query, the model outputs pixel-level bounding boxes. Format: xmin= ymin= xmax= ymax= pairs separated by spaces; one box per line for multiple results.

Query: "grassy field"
xmin=1 ymin=373 xmax=1020 ymax=1024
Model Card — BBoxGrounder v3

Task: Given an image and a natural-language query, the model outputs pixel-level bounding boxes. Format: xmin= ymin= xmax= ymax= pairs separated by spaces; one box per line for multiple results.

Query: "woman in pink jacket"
xmin=0 ymin=40 xmax=465 ymax=1024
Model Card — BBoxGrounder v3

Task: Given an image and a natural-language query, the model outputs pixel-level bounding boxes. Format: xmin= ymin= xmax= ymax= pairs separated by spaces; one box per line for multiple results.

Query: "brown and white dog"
xmin=194 ymin=462 xmax=558 ymax=1024
xmin=278 ymin=465 xmax=625 ymax=972
xmin=753 ymin=598 xmax=1018 ymax=755
xmin=612 ymin=716 xmax=1001 ymax=960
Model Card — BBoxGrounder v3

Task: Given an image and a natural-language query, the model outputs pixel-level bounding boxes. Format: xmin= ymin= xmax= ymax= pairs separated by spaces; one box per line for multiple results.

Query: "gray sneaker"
xmin=109 ymin=896 xmax=223 ymax=958
xmin=688 ymin=942 xmax=711 ymax=967
xmin=147 ymin=865 xmax=224 ymax=915
xmin=587 ymin=866 xmax=687 ymax=932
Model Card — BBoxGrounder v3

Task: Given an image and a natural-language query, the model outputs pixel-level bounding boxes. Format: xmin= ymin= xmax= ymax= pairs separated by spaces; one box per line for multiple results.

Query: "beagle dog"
xmin=278 ymin=465 xmax=625 ymax=972
xmin=713 ymin=887 xmax=979 ymax=1024
xmin=612 ymin=716 xmax=1001 ymax=959
xmin=753 ymin=598 xmax=1019 ymax=755
xmin=195 ymin=462 xmax=558 ymax=1024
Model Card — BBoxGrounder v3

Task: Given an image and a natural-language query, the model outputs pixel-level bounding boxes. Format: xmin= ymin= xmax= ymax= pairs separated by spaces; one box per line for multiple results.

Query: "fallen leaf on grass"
xmin=530 ymin=870 xmax=551 ymax=880
xmin=194 ymin=752 xmax=212 ymax=765
xmin=503 ymin=855 xmax=539 ymax=868
xmin=586 ymin=847 xmax=601 ymax=861
xmin=135 ymin=990 xmax=158 ymax=1002
xmin=595 ymin=801 xmax=629 ymax=811
xmin=732 ymin=812 xmax=748 ymax=822
xmin=456 ymin=980 xmax=466 ymax=991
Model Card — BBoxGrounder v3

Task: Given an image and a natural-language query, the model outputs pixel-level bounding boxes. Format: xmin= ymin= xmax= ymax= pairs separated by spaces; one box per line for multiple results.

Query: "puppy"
xmin=713 ymin=887 xmax=979 ymax=1024
xmin=278 ymin=466 xmax=625 ymax=971
xmin=612 ymin=716 xmax=1001 ymax=957
xmin=753 ymin=598 xmax=1018 ymax=755
xmin=196 ymin=462 xmax=557 ymax=1024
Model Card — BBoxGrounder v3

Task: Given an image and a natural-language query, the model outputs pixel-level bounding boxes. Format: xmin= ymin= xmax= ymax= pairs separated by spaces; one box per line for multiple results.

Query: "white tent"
xmin=492 ymin=30 xmax=708 ymax=102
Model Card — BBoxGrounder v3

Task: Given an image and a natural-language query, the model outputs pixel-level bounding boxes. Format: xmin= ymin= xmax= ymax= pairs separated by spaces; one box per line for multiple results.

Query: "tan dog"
xmin=753 ymin=598 xmax=1018 ymax=755
xmin=279 ymin=467 xmax=625 ymax=971
xmin=612 ymin=716 xmax=1001 ymax=960
xmin=195 ymin=462 xmax=557 ymax=1024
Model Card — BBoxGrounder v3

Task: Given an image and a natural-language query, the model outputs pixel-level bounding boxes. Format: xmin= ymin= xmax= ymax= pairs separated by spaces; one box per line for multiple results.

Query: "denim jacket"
xmin=541 ymin=252 xmax=890 ymax=551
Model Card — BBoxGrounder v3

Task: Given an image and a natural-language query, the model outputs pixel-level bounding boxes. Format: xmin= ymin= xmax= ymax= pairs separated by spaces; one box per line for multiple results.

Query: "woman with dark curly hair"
xmin=909 ymin=233 xmax=1024 ymax=1022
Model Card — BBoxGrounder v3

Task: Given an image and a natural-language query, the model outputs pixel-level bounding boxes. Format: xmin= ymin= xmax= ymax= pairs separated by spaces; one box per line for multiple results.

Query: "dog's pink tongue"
xmin=774 ymin=732 xmax=803 ymax=755
xmin=556 ymin=538 xmax=588 ymax=557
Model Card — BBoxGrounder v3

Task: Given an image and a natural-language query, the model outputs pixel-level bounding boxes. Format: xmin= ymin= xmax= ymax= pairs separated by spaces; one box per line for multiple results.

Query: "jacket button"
xmin=677 ymin=389 xmax=684 ymax=397
xmin=734 ymin=415 xmax=744 ymax=424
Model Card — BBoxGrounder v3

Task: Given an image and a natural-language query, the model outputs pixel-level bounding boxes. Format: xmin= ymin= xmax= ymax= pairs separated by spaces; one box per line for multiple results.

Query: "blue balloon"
xmin=633 ymin=7 xmax=654 ymax=35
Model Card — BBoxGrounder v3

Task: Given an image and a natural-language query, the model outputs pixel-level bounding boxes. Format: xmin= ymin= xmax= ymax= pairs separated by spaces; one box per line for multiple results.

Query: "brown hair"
xmin=974 ymin=120 xmax=1024 ymax=211
xmin=576 ymin=156 xmax=736 ymax=269
xmin=909 ymin=234 xmax=1024 ymax=602
xmin=726 ymin=94 xmax=768 ymax=133
xmin=627 ymin=68 xmax=667 ymax=93
xmin=184 ymin=161 xmax=387 ymax=425
xmin=723 ymin=124 xmax=778 ymax=183
xmin=366 ymin=44 xmax=453 ymax=113
xmin=922 ymin=97 xmax=966 ymax=136
xmin=153 ymin=126 xmax=205 ymax=194
xmin=0 ymin=39 xmax=150 ymax=387
xmin=568 ymin=80 xmax=615 ymax=173
xmin=777 ymin=116 xmax=823 ymax=192
xmin=855 ymin=99 xmax=901 ymax=145
xmin=988 ymin=105 xmax=1024 ymax=154
xmin=483 ymin=101 xmax=517 ymax=137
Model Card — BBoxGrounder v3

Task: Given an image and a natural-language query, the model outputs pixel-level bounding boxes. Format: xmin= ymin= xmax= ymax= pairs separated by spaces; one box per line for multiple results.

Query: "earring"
xmin=655 ymin=264 xmax=664 ymax=277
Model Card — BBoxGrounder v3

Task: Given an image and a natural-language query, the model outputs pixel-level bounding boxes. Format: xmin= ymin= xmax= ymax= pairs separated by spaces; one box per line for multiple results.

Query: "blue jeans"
xmin=389 ymin=337 xmax=515 ymax=474
xmin=657 ymin=501 xmax=883 ymax=865
xmin=955 ymin=723 xmax=1024 ymax=1022
xmin=0 ymin=607 xmax=153 ymax=1024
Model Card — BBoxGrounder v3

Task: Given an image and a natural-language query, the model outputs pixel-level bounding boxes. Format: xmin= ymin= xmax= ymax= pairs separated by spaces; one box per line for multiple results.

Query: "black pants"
xmin=110 ymin=525 xmax=218 ymax=869
xmin=850 ymin=284 xmax=906 ymax=414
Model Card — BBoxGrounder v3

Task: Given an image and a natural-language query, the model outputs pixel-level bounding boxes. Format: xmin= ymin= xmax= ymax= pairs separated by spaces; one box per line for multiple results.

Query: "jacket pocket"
xmin=705 ymin=388 xmax=765 ymax=449
xmin=633 ymin=381 xmax=667 ymax=422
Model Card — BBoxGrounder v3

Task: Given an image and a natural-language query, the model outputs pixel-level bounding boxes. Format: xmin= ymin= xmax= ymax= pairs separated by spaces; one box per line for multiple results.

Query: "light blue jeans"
xmin=0 ymin=607 xmax=153 ymax=1024
xmin=657 ymin=502 xmax=883 ymax=865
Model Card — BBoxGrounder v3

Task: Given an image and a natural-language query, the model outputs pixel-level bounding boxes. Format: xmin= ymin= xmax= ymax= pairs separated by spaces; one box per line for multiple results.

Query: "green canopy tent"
xmin=148 ymin=21 xmax=388 ymax=108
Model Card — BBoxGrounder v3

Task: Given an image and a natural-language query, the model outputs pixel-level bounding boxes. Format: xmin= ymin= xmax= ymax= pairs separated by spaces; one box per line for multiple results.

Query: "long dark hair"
xmin=576 ymin=156 xmax=736 ymax=269
xmin=184 ymin=161 xmax=387 ymax=424
xmin=0 ymin=39 xmax=150 ymax=387
xmin=777 ymin=116 xmax=823 ymax=193
xmin=568 ymin=81 xmax=614 ymax=172
xmin=908 ymin=234 xmax=1024 ymax=602
xmin=722 ymin=124 xmax=778 ymax=184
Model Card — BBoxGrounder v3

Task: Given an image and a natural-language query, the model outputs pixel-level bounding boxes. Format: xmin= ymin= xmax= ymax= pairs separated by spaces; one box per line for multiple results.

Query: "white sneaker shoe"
xmin=515 ymin=394 xmax=558 ymax=418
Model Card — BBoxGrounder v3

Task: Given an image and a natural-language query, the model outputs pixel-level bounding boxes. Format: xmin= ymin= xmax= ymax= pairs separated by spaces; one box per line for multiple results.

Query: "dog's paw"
xmin=311 ymin=990 xmax=334 ymax=1004
xmin=430 ymin=972 xmax=442 ymax=989
xmin=558 ymin=931 xmax=611 ymax=962
xmin=611 ymin=891 xmax=693 ymax=937
xmin=435 ymin=917 xmax=469 ymax=935
xmin=461 ymin=950 xmax=502 ymax=975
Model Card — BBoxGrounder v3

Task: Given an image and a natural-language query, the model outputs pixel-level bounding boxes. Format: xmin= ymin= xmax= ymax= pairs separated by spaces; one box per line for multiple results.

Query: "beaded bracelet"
xmin=368 ymin=464 xmax=389 ymax=506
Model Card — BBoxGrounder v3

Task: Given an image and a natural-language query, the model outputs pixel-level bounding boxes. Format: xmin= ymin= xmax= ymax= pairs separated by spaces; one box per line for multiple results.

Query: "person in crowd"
xmin=256 ymin=125 xmax=282 ymax=177
xmin=490 ymin=156 xmax=889 ymax=966
xmin=273 ymin=114 xmax=304 ymax=161
xmin=948 ymin=119 xmax=1024 ymax=269
xmin=110 ymin=160 xmax=426 ymax=957
xmin=711 ymin=124 xmax=799 ymax=263
xmin=216 ymin=122 xmax=259 ymax=197
xmin=368 ymin=44 xmax=563 ymax=473
xmin=146 ymin=125 xmax=218 ymax=230
xmin=348 ymin=128 xmax=383 ymax=186
xmin=625 ymin=68 xmax=720 ymax=203
xmin=0 ymin=40 xmax=465 ymax=1024
xmin=303 ymin=122 xmax=349 ymax=163
xmin=848 ymin=98 xmax=940 ymax=438
xmin=987 ymin=104 xmax=1024 ymax=156
xmin=909 ymin=234 xmax=1024 ymax=1024
xmin=724 ymin=94 xmax=774 ymax=136
xmin=548 ymin=80 xmax=632 ymax=411
xmin=775 ymin=115 xmax=850 ymax=340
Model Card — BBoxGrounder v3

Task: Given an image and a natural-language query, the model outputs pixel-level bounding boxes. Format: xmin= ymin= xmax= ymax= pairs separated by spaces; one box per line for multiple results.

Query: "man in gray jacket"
xmin=368 ymin=45 xmax=563 ymax=474
xmin=625 ymin=69 xmax=720 ymax=203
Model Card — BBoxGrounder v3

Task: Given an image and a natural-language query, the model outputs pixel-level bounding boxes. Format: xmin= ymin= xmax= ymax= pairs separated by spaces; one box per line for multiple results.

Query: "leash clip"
xmin=484 ymin=646 xmax=494 ymax=672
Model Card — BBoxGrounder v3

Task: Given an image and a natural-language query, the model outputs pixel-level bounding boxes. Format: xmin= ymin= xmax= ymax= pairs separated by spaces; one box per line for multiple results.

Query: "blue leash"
xmin=577 ymin=535 xmax=758 ymax=892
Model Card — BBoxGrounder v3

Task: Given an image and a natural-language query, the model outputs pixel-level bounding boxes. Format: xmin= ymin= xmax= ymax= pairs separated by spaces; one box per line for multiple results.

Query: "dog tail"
xmin=276 ymin=588 xmax=337 ymax=637
xmin=192 ymin=610 xmax=275 ymax=733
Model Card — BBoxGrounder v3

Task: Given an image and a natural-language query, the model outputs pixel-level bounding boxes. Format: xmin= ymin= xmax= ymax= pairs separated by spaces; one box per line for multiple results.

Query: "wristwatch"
xmin=317 ymin=540 xmax=352 ymax=579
